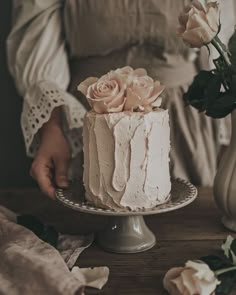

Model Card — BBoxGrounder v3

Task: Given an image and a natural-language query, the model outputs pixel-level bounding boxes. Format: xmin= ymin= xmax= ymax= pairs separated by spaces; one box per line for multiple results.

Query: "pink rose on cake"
xmin=114 ymin=66 xmax=148 ymax=86
xmin=78 ymin=72 xmax=126 ymax=113
xmin=124 ymin=75 xmax=165 ymax=111
xmin=78 ymin=66 xmax=165 ymax=113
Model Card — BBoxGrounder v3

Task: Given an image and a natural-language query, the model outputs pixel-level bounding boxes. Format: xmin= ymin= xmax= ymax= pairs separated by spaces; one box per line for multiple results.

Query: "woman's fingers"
xmin=30 ymin=160 xmax=55 ymax=199
xmin=54 ymin=156 xmax=69 ymax=188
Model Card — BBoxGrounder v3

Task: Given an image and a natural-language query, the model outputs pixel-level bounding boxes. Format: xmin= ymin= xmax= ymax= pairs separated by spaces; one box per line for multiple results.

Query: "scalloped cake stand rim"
xmin=55 ymin=178 xmax=198 ymax=217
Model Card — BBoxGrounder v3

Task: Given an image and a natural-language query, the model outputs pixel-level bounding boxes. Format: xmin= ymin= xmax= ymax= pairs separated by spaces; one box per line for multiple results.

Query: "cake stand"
xmin=56 ymin=178 xmax=197 ymax=253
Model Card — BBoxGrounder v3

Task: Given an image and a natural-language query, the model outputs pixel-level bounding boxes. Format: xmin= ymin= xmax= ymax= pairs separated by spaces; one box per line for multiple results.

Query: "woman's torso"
xmin=64 ymin=0 xmax=196 ymax=88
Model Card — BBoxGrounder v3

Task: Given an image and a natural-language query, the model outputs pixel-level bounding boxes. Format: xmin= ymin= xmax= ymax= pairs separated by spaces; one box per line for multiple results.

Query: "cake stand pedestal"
xmin=56 ymin=178 xmax=197 ymax=253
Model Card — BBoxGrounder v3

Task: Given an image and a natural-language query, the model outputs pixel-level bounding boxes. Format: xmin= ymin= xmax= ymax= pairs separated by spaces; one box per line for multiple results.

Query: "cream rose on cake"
xmin=124 ymin=75 xmax=165 ymax=111
xmin=78 ymin=72 xmax=126 ymax=113
xmin=78 ymin=67 xmax=171 ymax=211
xmin=78 ymin=66 xmax=165 ymax=113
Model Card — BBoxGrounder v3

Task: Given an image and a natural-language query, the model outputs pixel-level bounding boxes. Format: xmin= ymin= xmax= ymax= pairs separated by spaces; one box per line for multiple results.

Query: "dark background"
xmin=0 ymin=1 xmax=34 ymax=187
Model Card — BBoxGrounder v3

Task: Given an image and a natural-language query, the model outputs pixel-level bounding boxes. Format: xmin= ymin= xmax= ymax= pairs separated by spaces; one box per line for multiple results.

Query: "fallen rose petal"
xmin=71 ymin=266 xmax=110 ymax=290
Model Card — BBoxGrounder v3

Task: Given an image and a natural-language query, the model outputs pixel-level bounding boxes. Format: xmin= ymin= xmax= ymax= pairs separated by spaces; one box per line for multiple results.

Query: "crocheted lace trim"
xmin=21 ymin=81 xmax=86 ymax=157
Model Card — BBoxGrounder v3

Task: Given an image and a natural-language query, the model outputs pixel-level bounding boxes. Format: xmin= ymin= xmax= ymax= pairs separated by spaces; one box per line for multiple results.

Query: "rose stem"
xmin=215 ymin=265 xmax=236 ymax=276
xmin=210 ymin=36 xmax=231 ymax=90
xmin=211 ymin=36 xmax=231 ymax=67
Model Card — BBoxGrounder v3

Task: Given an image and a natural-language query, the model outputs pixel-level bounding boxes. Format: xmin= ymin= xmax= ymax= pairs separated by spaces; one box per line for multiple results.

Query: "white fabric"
xmin=7 ymin=0 xmax=86 ymax=157
xmin=0 ymin=205 xmax=109 ymax=294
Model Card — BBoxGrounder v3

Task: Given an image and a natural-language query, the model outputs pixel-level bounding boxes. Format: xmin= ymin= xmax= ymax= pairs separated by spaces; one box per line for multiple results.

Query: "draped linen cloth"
xmin=0 ymin=205 xmax=109 ymax=295
xmin=7 ymin=0 xmax=236 ymax=185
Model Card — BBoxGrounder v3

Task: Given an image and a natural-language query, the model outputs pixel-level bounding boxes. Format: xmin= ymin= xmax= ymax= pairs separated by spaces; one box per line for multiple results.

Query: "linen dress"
xmin=7 ymin=0 xmax=236 ymax=186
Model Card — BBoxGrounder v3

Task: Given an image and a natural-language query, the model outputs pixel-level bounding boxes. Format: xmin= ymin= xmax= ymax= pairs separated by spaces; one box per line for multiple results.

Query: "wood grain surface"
xmin=0 ymin=187 xmax=235 ymax=294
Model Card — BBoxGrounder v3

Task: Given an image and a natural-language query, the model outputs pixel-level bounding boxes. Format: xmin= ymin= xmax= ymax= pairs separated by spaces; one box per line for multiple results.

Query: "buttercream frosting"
xmin=83 ymin=109 xmax=171 ymax=211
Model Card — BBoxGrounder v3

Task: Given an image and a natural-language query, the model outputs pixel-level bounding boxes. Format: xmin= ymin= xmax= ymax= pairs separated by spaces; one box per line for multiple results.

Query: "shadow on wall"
xmin=0 ymin=1 xmax=35 ymax=187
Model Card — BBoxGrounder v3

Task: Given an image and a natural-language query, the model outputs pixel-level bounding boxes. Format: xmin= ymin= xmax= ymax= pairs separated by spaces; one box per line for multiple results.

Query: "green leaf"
xmin=17 ymin=215 xmax=58 ymax=248
xmin=216 ymin=271 xmax=236 ymax=295
xmin=205 ymin=74 xmax=222 ymax=106
xmin=222 ymin=236 xmax=236 ymax=265
xmin=201 ymin=255 xmax=236 ymax=294
xmin=201 ymin=255 xmax=230 ymax=271
xmin=205 ymin=93 xmax=235 ymax=118
xmin=184 ymin=71 xmax=217 ymax=111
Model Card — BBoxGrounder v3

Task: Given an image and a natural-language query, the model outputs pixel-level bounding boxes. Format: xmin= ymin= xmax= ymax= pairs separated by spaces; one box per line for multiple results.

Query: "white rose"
xmin=178 ymin=0 xmax=220 ymax=48
xmin=78 ymin=72 xmax=126 ymax=113
xmin=114 ymin=66 xmax=148 ymax=85
xmin=124 ymin=75 xmax=164 ymax=111
xmin=163 ymin=260 xmax=220 ymax=295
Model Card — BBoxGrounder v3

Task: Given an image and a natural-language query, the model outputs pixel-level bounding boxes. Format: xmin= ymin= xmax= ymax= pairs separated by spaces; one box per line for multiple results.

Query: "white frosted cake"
xmin=78 ymin=66 xmax=171 ymax=211
xmin=83 ymin=109 xmax=171 ymax=210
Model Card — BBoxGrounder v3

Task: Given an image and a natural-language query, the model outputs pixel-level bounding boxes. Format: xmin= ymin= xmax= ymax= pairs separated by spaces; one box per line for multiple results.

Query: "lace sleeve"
xmin=7 ymin=0 xmax=86 ymax=157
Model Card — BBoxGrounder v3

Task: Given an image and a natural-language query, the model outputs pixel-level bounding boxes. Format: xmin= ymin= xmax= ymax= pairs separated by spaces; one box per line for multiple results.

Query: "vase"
xmin=214 ymin=110 xmax=236 ymax=231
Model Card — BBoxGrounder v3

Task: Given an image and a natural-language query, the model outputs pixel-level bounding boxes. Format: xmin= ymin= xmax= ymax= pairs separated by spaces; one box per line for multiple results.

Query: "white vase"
xmin=214 ymin=110 xmax=236 ymax=231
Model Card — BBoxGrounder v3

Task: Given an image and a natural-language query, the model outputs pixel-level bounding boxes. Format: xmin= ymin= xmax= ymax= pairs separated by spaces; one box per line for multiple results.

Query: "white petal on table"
xmin=57 ymin=234 xmax=94 ymax=269
xmin=71 ymin=266 xmax=110 ymax=290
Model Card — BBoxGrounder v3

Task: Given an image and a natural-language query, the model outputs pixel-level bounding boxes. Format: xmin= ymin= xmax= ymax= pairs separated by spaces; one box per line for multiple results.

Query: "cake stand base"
xmin=96 ymin=215 xmax=156 ymax=253
xmin=56 ymin=178 xmax=197 ymax=254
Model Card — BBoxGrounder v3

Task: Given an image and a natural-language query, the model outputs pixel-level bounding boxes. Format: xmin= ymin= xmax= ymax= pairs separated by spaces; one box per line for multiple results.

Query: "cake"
xmin=78 ymin=66 xmax=171 ymax=211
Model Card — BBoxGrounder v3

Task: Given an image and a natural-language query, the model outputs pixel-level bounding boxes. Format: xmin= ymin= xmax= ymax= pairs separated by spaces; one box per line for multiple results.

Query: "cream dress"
xmin=7 ymin=0 xmax=236 ymax=186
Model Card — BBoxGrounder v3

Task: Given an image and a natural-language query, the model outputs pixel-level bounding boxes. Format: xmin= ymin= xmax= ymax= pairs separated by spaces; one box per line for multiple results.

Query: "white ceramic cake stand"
xmin=56 ymin=178 xmax=197 ymax=253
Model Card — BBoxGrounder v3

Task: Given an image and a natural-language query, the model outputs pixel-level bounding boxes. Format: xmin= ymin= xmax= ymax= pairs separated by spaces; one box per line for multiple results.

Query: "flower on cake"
xmin=77 ymin=72 xmax=126 ymax=113
xmin=77 ymin=67 xmax=165 ymax=113
xmin=124 ymin=75 xmax=164 ymax=112
xmin=177 ymin=0 xmax=220 ymax=48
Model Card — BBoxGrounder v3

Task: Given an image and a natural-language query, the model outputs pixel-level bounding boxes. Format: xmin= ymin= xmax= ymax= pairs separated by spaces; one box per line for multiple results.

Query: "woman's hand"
xmin=30 ymin=108 xmax=71 ymax=199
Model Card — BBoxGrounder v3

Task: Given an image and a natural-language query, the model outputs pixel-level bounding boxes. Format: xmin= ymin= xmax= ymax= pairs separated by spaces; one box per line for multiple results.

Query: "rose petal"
xmin=206 ymin=6 xmax=220 ymax=32
xmin=71 ymin=266 xmax=109 ymax=290
xmin=106 ymin=98 xmax=126 ymax=113
xmin=179 ymin=13 xmax=189 ymax=28
xmin=90 ymin=81 xmax=120 ymax=101
xmin=183 ymin=26 xmax=215 ymax=47
xmin=192 ymin=0 xmax=206 ymax=12
xmin=151 ymin=97 xmax=162 ymax=108
xmin=133 ymin=68 xmax=148 ymax=77
xmin=124 ymin=88 xmax=142 ymax=111
xmin=77 ymin=77 xmax=98 ymax=96
xmin=144 ymin=82 xmax=165 ymax=105
xmin=177 ymin=26 xmax=186 ymax=35
xmin=186 ymin=10 xmax=208 ymax=31
xmin=163 ymin=267 xmax=184 ymax=295
xmin=180 ymin=268 xmax=199 ymax=294
xmin=115 ymin=66 xmax=134 ymax=75
xmin=139 ymin=85 xmax=154 ymax=99
xmin=107 ymin=84 xmax=126 ymax=108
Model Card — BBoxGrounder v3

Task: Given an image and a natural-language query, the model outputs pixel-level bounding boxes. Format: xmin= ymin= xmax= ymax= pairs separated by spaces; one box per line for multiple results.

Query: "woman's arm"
xmin=7 ymin=0 xmax=86 ymax=197
xmin=7 ymin=0 xmax=86 ymax=157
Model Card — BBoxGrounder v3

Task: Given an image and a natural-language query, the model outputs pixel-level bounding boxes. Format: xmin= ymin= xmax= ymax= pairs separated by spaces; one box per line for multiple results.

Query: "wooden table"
xmin=0 ymin=187 xmax=235 ymax=295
